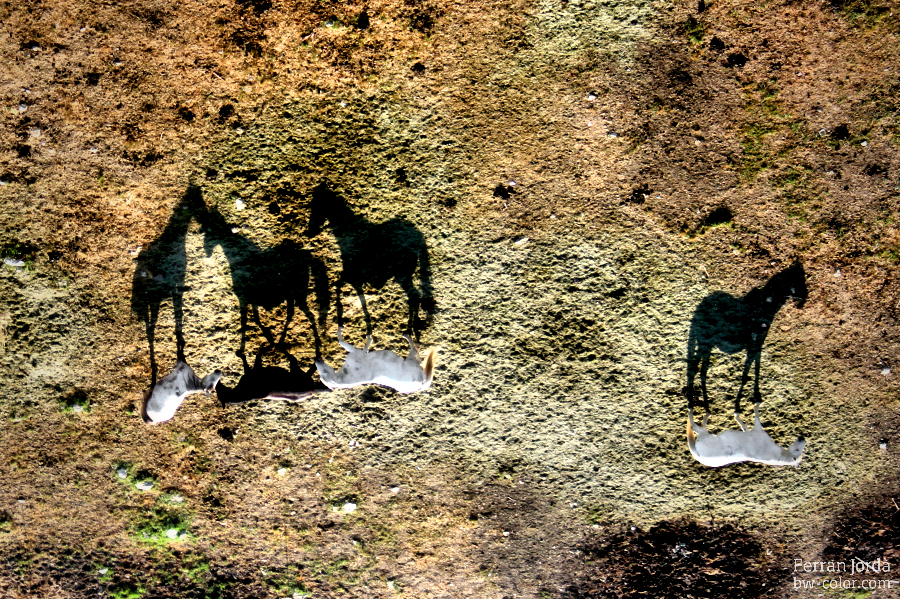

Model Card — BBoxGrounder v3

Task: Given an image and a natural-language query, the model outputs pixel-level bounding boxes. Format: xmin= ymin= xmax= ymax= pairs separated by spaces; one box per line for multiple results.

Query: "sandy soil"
xmin=1 ymin=0 xmax=900 ymax=597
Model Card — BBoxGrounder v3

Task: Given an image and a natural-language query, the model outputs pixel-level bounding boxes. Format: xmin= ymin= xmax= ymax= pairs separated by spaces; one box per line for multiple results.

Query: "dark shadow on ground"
xmin=197 ymin=198 xmax=330 ymax=357
xmin=686 ymin=261 xmax=807 ymax=414
xmin=306 ymin=182 xmax=435 ymax=339
xmin=216 ymin=344 xmax=329 ymax=405
xmin=131 ymin=185 xmax=204 ymax=383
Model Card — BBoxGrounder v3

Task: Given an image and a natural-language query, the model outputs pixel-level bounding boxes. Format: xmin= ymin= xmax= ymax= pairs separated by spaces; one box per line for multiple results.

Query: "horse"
xmin=198 ymin=203 xmax=329 ymax=357
xmin=216 ymin=344 xmax=329 ymax=405
xmin=131 ymin=186 xmax=203 ymax=382
xmin=686 ymin=261 xmax=807 ymax=413
xmin=306 ymin=183 xmax=435 ymax=338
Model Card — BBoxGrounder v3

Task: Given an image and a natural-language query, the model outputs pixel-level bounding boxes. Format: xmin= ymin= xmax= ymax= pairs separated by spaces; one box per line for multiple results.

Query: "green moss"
xmin=109 ymin=583 xmax=146 ymax=599
xmin=130 ymin=506 xmax=193 ymax=546
xmin=683 ymin=16 xmax=705 ymax=45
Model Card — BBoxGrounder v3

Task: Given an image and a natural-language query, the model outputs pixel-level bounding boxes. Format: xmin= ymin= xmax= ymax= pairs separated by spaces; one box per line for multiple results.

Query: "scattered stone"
xmin=880 ymin=441 xmax=888 ymax=450
xmin=116 ymin=468 xmax=128 ymax=479
xmin=98 ymin=568 xmax=108 ymax=575
xmin=514 ymin=237 xmax=528 ymax=245
xmin=171 ymin=494 xmax=184 ymax=503
xmin=165 ymin=528 xmax=179 ymax=539
xmin=17 ymin=104 xmax=27 ymax=113
xmin=342 ymin=502 xmax=357 ymax=513
xmin=391 ymin=486 xmax=400 ymax=493
xmin=235 ymin=199 xmax=245 ymax=210
xmin=277 ymin=468 xmax=287 ymax=476
xmin=3 ymin=259 xmax=25 ymax=268
xmin=882 ymin=367 xmax=891 ymax=375
xmin=72 ymin=404 xmax=83 ymax=413
xmin=136 ymin=481 xmax=154 ymax=491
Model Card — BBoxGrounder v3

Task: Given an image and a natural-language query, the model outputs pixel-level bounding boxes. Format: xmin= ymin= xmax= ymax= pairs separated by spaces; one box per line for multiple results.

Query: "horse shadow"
xmin=197 ymin=199 xmax=330 ymax=357
xmin=131 ymin=185 xmax=204 ymax=383
xmin=306 ymin=182 xmax=435 ymax=338
xmin=686 ymin=261 xmax=808 ymax=414
xmin=216 ymin=344 xmax=329 ymax=405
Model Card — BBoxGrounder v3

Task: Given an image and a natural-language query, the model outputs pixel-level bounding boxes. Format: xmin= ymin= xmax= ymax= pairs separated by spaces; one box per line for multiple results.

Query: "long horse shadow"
xmin=306 ymin=182 xmax=435 ymax=338
xmin=197 ymin=200 xmax=330 ymax=357
xmin=216 ymin=344 xmax=329 ymax=405
xmin=131 ymin=186 xmax=204 ymax=383
xmin=686 ymin=261 xmax=808 ymax=413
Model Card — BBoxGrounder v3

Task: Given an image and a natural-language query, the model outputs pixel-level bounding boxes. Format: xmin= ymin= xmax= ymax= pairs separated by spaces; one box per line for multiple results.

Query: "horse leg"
xmin=353 ymin=283 xmax=373 ymax=339
xmin=279 ymin=298 xmax=294 ymax=348
xmin=735 ymin=351 xmax=756 ymax=414
xmin=403 ymin=333 xmax=420 ymax=362
xmin=147 ymin=303 xmax=160 ymax=384
xmin=173 ymin=292 xmax=186 ymax=362
xmin=298 ymin=295 xmax=322 ymax=358
xmin=238 ymin=302 xmax=249 ymax=356
xmin=752 ymin=351 xmax=762 ymax=403
xmin=699 ymin=350 xmax=711 ymax=413
xmin=253 ymin=304 xmax=276 ymax=346
xmin=397 ymin=272 xmax=421 ymax=337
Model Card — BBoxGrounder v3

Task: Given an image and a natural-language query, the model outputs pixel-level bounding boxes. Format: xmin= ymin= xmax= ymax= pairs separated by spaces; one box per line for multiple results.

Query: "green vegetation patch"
xmin=130 ymin=506 xmax=193 ymax=546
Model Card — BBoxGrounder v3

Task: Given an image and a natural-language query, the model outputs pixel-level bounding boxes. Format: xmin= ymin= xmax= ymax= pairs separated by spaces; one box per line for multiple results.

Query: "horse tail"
xmin=421 ymin=347 xmax=437 ymax=390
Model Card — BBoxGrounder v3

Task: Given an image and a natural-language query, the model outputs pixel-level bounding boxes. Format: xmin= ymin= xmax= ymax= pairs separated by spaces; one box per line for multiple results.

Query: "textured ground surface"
xmin=2 ymin=0 xmax=900 ymax=597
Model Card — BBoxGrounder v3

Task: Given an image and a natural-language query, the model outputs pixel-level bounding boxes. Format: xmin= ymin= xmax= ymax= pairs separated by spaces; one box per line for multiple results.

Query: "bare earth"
xmin=1 ymin=0 xmax=900 ymax=597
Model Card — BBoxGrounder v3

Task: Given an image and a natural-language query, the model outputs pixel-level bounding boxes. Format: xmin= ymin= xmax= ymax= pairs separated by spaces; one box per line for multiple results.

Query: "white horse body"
xmin=316 ymin=328 xmax=435 ymax=394
xmin=142 ymin=361 xmax=222 ymax=424
xmin=687 ymin=403 xmax=805 ymax=467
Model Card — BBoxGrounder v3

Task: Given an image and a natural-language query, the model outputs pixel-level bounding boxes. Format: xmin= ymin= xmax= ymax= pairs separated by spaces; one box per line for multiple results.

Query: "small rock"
xmin=587 ymin=94 xmax=596 ymax=101
xmin=116 ymin=468 xmax=128 ymax=479
xmin=514 ymin=237 xmax=528 ymax=245
xmin=391 ymin=486 xmax=400 ymax=493
xmin=861 ymin=140 xmax=868 ymax=147
xmin=18 ymin=104 xmax=27 ymax=113
xmin=165 ymin=528 xmax=178 ymax=539
xmin=277 ymin=468 xmax=287 ymax=476
xmin=170 ymin=494 xmax=184 ymax=503
xmin=882 ymin=367 xmax=891 ymax=376
xmin=136 ymin=481 xmax=154 ymax=491
xmin=342 ymin=502 xmax=357 ymax=513
xmin=4 ymin=258 xmax=25 ymax=267
xmin=235 ymin=199 xmax=245 ymax=210
xmin=72 ymin=404 xmax=83 ymax=413
xmin=98 ymin=568 xmax=108 ymax=575
xmin=503 ymin=531 xmax=510 ymax=536
xmin=880 ymin=442 xmax=888 ymax=450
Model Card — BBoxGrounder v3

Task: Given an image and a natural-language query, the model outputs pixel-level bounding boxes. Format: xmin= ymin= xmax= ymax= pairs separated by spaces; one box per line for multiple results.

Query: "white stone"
xmin=342 ymin=502 xmax=357 ymax=513
xmin=116 ymin=468 xmax=128 ymax=479
xmin=165 ymin=528 xmax=178 ymax=539
xmin=136 ymin=481 xmax=154 ymax=491
xmin=277 ymin=468 xmax=287 ymax=476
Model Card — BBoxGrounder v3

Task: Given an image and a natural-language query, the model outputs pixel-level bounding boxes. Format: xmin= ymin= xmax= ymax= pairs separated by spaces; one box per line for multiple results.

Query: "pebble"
xmin=116 ymin=468 xmax=128 ymax=479
xmin=73 ymin=404 xmax=83 ymax=413
xmin=136 ymin=481 xmax=154 ymax=491
xmin=880 ymin=442 xmax=888 ymax=450
xmin=234 ymin=199 xmax=245 ymax=210
xmin=3 ymin=258 xmax=25 ymax=267
xmin=277 ymin=468 xmax=287 ymax=476
xmin=165 ymin=528 xmax=179 ymax=539
xmin=882 ymin=367 xmax=891 ymax=375
xmin=98 ymin=568 xmax=108 ymax=575
xmin=342 ymin=502 xmax=357 ymax=513
xmin=861 ymin=141 xmax=868 ymax=147
xmin=587 ymin=94 xmax=596 ymax=101
xmin=170 ymin=494 xmax=184 ymax=503
xmin=391 ymin=487 xmax=400 ymax=493
xmin=514 ymin=237 xmax=528 ymax=245
xmin=18 ymin=104 xmax=27 ymax=113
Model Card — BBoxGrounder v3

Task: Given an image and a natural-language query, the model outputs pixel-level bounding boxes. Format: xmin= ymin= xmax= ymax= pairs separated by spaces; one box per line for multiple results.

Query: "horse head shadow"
xmin=131 ymin=185 xmax=205 ymax=383
xmin=306 ymin=182 xmax=435 ymax=338
xmin=215 ymin=344 xmax=330 ymax=405
xmin=686 ymin=261 xmax=807 ymax=413
xmin=197 ymin=200 xmax=330 ymax=357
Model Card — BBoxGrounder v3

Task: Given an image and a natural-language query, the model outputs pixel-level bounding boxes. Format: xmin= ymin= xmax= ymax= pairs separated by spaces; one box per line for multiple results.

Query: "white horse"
xmin=141 ymin=361 xmax=222 ymax=424
xmin=687 ymin=403 xmax=805 ymax=467
xmin=315 ymin=328 xmax=436 ymax=394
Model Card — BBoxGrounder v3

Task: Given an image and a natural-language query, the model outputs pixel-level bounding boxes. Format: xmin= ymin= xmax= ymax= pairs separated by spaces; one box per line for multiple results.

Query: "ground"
xmin=1 ymin=0 xmax=900 ymax=597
